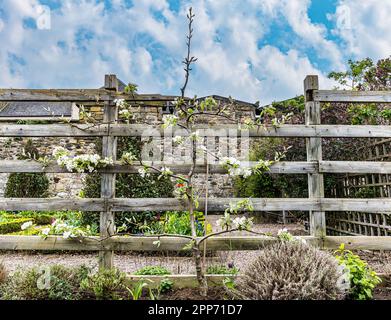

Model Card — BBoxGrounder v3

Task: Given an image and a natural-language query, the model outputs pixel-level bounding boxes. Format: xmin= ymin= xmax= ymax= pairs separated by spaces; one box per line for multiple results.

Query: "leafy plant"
xmin=134 ymin=265 xmax=171 ymax=276
xmin=334 ymin=243 xmax=381 ymax=300
xmin=5 ymin=139 xmax=49 ymax=198
xmin=126 ymin=280 xmax=150 ymax=300
xmin=159 ymin=278 xmax=173 ymax=293
xmin=80 ymin=268 xmax=127 ymax=300
xmin=0 ymin=265 xmax=90 ymax=300
xmin=206 ymin=264 xmax=238 ymax=275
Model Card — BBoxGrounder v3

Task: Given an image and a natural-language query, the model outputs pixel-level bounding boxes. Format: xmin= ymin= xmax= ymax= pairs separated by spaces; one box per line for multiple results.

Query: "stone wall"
xmin=0 ymin=100 xmax=256 ymax=199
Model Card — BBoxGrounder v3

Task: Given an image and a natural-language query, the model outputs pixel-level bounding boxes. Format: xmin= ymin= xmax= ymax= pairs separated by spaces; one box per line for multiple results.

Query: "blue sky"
xmin=0 ymin=0 xmax=389 ymax=104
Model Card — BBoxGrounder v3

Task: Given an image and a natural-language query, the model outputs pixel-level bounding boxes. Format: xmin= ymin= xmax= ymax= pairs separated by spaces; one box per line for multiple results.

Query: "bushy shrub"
xmin=134 ymin=266 xmax=171 ymax=275
xmin=81 ymin=137 xmax=174 ymax=233
xmin=0 ymin=218 xmax=33 ymax=234
xmin=228 ymin=241 xmax=348 ymax=300
xmin=5 ymin=139 xmax=49 ymax=198
xmin=80 ymin=268 xmax=128 ymax=300
xmin=0 ymin=265 xmax=90 ymax=300
xmin=160 ymin=211 xmax=205 ymax=236
xmin=334 ymin=244 xmax=381 ymax=300
xmin=0 ymin=263 xmax=7 ymax=284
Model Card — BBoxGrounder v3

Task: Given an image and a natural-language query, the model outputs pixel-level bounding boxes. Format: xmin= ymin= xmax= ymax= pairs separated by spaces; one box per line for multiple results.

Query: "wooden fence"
xmin=0 ymin=75 xmax=391 ymax=272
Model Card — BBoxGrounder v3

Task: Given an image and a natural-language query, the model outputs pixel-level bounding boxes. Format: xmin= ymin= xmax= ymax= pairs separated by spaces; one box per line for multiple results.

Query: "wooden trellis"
xmin=0 ymin=75 xmax=391 ymax=271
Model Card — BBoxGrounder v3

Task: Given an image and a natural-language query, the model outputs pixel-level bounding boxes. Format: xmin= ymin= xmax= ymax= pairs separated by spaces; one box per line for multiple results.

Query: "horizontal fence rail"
xmin=2 ymin=160 xmax=391 ymax=174
xmin=0 ymin=235 xmax=389 ymax=251
xmin=314 ymin=90 xmax=391 ymax=103
xmin=4 ymin=124 xmax=391 ymax=137
xmin=1 ymin=198 xmax=391 ymax=212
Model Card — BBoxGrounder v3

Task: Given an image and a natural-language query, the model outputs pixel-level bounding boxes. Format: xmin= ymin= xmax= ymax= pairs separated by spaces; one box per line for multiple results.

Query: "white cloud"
xmin=0 ymin=0 xmax=385 ymax=105
xmin=332 ymin=0 xmax=391 ymax=61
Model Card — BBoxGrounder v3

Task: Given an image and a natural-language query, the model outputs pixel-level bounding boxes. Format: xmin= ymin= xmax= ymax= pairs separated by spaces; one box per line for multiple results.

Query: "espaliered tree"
xmin=30 ymin=8 xmax=291 ymax=296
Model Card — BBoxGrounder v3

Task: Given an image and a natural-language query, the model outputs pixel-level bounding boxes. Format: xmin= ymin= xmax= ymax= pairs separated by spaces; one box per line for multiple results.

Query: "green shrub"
xmin=1 ymin=212 xmax=54 ymax=225
xmin=228 ymin=241 xmax=347 ymax=300
xmin=5 ymin=139 xmax=49 ymax=198
xmin=160 ymin=211 xmax=204 ymax=236
xmin=0 ymin=265 xmax=90 ymax=300
xmin=0 ymin=263 xmax=7 ymax=284
xmin=0 ymin=218 xmax=33 ymax=234
xmin=81 ymin=137 xmax=174 ymax=233
xmin=206 ymin=264 xmax=238 ymax=275
xmin=134 ymin=266 xmax=171 ymax=276
xmin=80 ymin=268 xmax=128 ymax=300
xmin=334 ymin=244 xmax=381 ymax=300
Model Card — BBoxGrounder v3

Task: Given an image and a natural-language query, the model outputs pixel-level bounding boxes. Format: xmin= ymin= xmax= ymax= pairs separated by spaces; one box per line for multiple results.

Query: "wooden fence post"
xmin=99 ymin=74 xmax=118 ymax=269
xmin=304 ymin=75 xmax=326 ymax=237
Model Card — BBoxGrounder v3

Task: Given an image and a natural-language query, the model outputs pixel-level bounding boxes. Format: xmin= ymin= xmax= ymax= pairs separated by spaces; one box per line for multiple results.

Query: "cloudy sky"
xmin=0 ymin=0 xmax=390 ymax=104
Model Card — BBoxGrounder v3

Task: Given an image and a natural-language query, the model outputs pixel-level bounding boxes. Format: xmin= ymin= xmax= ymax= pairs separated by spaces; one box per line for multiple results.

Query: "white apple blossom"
xmin=114 ymin=98 xmax=127 ymax=108
xmin=138 ymin=167 xmax=150 ymax=178
xmin=41 ymin=228 xmax=50 ymax=236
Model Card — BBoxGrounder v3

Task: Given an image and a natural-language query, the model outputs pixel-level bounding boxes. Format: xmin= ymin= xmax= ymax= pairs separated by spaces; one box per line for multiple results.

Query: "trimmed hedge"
xmin=1 ymin=213 xmax=53 ymax=226
xmin=0 ymin=218 xmax=33 ymax=234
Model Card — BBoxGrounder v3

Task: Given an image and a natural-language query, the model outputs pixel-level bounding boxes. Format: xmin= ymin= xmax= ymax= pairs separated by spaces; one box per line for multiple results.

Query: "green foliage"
xmin=0 ymin=218 xmax=33 ymax=234
xmin=80 ymin=268 xmax=127 ymax=300
xmin=159 ymin=278 xmax=173 ymax=293
xmin=234 ymin=139 xmax=307 ymax=199
xmin=126 ymin=280 xmax=149 ymax=300
xmin=0 ymin=211 xmax=54 ymax=225
xmin=159 ymin=211 xmax=204 ymax=236
xmin=134 ymin=266 xmax=171 ymax=276
xmin=206 ymin=265 xmax=238 ymax=275
xmin=0 ymin=265 xmax=90 ymax=300
xmin=0 ymin=263 xmax=7 ymax=285
xmin=81 ymin=137 xmax=174 ymax=233
xmin=5 ymin=139 xmax=49 ymax=198
xmin=334 ymin=244 xmax=381 ymax=300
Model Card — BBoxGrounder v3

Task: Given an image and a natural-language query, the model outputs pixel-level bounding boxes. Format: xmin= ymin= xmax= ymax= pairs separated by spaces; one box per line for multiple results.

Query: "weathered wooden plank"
xmin=110 ymin=198 xmax=321 ymax=212
xmin=314 ymin=90 xmax=391 ymax=103
xmin=1 ymin=198 xmax=391 ymax=212
xmin=1 ymin=234 xmax=390 ymax=251
xmin=0 ymin=89 xmax=111 ymax=101
xmin=5 ymin=159 xmax=391 ymax=174
xmin=323 ymin=236 xmax=391 ymax=250
xmin=3 ymin=123 xmax=391 ymax=137
xmin=111 ymin=124 xmax=391 ymax=138
xmin=0 ymin=160 xmax=316 ymax=174
xmin=0 ymin=235 xmax=318 ymax=251
xmin=0 ymin=198 xmax=105 ymax=211
xmin=99 ymin=75 xmax=118 ymax=269
xmin=319 ymin=161 xmax=391 ymax=174
xmin=305 ymin=76 xmax=326 ymax=237
xmin=0 ymin=123 xmax=108 ymax=136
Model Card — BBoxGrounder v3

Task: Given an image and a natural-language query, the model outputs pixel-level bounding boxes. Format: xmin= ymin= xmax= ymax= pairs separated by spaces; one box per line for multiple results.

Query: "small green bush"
xmin=160 ymin=211 xmax=204 ymax=236
xmin=80 ymin=268 xmax=128 ymax=300
xmin=134 ymin=266 xmax=171 ymax=276
xmin=334 ymin=244 xmax=381 ymax=300
xmin=206 ymin=264 xmax=238 ymax=275
xmin=5 ymin=139 xmax=49 ymax=198
xmin=0 ymin=218 xmax=33 ymax=234
xmin=0 ymin=265 xmax=90 ymax=300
